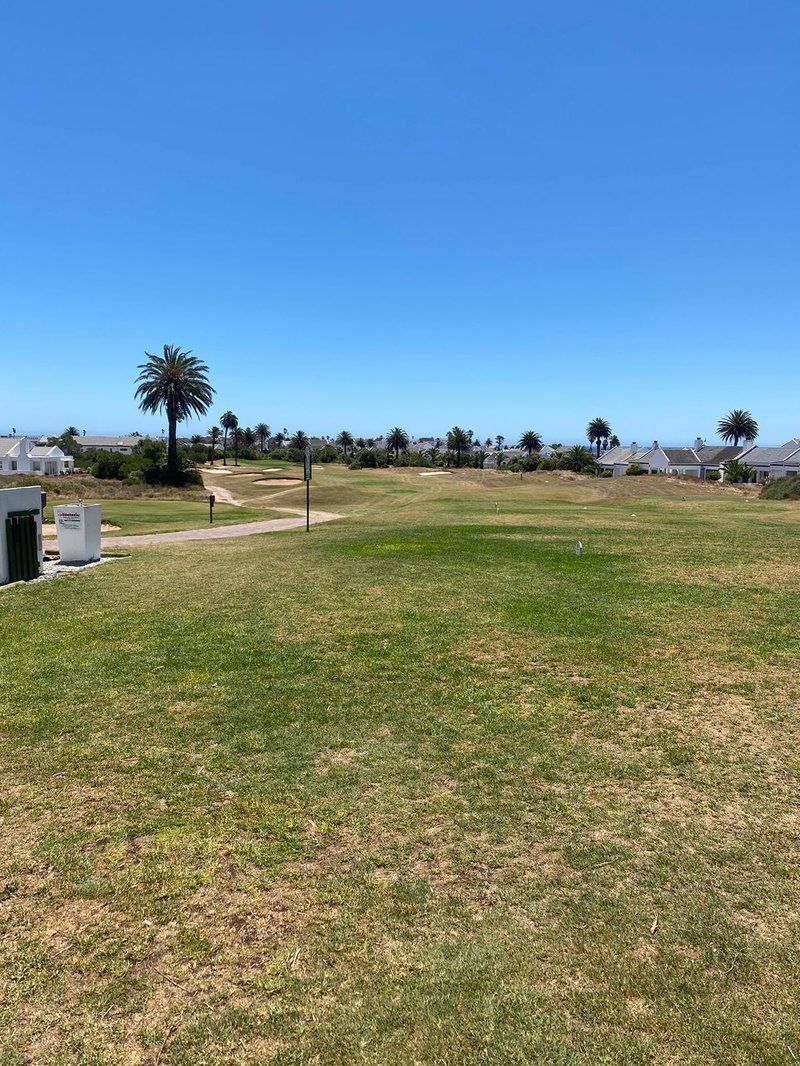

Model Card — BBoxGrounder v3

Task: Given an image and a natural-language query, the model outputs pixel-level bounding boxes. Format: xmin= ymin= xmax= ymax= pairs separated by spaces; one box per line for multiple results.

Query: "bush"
xmin=600 ymin=469 xmax=613 ymax=478
xmin=626 ymin=463 xmax=647 ymax=476
xmin=705 ymin=470 xmax=721 ymax=481
xmin=314 ymin=445 xmax=340 ymax=463
xmin=725 ymin=460 xmax=755 ymax=484
xmin=761 ymin=475 xmax=800 ymax=500
xmin=352 ymin=448 xmax=381 ymax=468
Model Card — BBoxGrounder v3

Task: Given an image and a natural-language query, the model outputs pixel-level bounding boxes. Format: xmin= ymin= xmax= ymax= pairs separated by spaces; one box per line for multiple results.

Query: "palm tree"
xmin=65 ymin=425 xmax=79 ymax=436
xmin=273 ymin=431 xmax=285 ymax=448
xmin=717 ymin=409 xmax=758 ymax=447
xmin=495 ymin=435 xmax=505 ymax=449
xmin=220 ymin=411 xmax=238 ymax=466
xmin=336 ymin=430 xmax=355 ymax=456
xmin=427 ymin=446 xmax=440 ymax=463
xmin=208 ymin=425 xmax=220 ymax=464
xmin=586 ymin=417 xmax=612 ymax=459
xmin=386 ymin=427 xmax=409 ymax=462
xmin=290 ymin=429 xmax=309 ymax=449
xmin=609 ymin=434 xmax=620 ymax=448
xmin=518 ymin=430 xmax=543 ymax=456
xmin=255 ymin=423 xmax=270 ymax=453
xmin=135 ymin=345 xmax=214 ymax=473
xmin=474 ymin=449 xmax=488 ymax=469
xmin=563 ymin=445 xmax=596 ymax=473
xmin=232 ymin=426 xmax=244 ymax=465
xmin=446 ymin=426 xmax=471 ymax=467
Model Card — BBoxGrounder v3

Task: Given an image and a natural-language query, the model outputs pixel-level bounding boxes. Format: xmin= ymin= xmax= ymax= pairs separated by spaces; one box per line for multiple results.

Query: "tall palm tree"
xmin=586 ymin=417 xmax=612 ymax=459
xmin=386 ymin=427 xmax=409 ymax=461
xmin=609 ymin=434 xmax=620 ymax=448
xmin=273 ymin=431 xmax=285 ymax=448
xmin=208 ymin=425 xmax=220 ymax=464
xmin=135 ymin=345 xmax=214 ymax=472
xmin=290 ymin=429 xmax=309 ymax=449
xmin=518 ymin=430 xmax=543 ymax=456
xmin=336 ymin=430 xmax=355 ymax=456
xmin=232 ymin=426 xmax=244 ymax=465
xmin=255 ymin=422 xmax=270 ymax=453
xmin=220 ymin=411 xmax=238 ymax=466
xmin=446 ymin=426 xmax=471 ymax=467
xmin=65 ymin=425 xmax=79 ymax=436
xmin=474 ymin=449 xmax=488 ymax=469
xmin=717 ymin=409 xmax=758 ymax=447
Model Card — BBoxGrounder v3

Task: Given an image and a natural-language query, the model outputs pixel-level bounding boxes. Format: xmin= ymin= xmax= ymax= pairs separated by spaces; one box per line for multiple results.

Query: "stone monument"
xmin=53 ymin=501 xmax=102 ymax=564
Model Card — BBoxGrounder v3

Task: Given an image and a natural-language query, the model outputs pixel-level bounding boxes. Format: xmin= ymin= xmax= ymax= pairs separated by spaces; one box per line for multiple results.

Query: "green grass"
xmin=44 ymin=498 xmax=260 ymax=536
xmin=2 ymin=467 xmax=799 ymax=1063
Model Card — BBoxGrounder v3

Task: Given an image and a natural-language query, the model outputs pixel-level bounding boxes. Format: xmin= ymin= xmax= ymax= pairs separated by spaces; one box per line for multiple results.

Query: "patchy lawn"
xmin=1 ymin=469 xmax=798 ymax=1063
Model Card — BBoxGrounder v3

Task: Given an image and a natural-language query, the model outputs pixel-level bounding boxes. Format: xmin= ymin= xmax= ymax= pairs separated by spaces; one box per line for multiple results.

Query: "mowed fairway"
xmin=1 ymin=468 xmax=799 ymax=1064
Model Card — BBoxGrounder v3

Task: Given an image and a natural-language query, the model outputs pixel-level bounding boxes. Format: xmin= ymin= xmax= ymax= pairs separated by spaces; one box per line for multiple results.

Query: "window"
xmin=10 ymin=461 xmax=16 ymax=471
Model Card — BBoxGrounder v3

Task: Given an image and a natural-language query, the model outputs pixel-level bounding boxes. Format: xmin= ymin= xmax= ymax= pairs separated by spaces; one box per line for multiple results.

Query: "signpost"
xmin=304 ymin=446 xmax=312 ymax=532
xmin=208 ymin=493 xmax=215 ymax=525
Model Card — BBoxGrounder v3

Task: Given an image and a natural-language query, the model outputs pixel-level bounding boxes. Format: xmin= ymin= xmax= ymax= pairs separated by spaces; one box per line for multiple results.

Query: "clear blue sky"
xmin=2 ymin=1 xmax=798 ymax=445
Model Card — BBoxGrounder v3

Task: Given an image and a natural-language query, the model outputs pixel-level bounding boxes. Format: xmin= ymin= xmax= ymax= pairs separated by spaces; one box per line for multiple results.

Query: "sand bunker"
xmin=419 ymin=471 xmax=452 ymax=476
xmin=253 ymin=477 xmax=302 ymax=486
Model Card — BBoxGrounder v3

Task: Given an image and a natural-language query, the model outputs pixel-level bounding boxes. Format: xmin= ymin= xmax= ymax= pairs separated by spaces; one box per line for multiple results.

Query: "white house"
xmin=0 ymin=438 xmax=74 ymax=476
xmin=596 ymin=442 xmax=654 ymax=475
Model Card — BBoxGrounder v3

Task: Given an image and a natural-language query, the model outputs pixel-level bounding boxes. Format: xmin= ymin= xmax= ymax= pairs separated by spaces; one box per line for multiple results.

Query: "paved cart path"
xmin=43 ymin=509 xmax=342 ymax=550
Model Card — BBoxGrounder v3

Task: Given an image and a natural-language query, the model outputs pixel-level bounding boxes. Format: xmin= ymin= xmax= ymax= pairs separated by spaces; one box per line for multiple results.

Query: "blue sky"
xmin=1 ymin=1 xmax=798 ymax=445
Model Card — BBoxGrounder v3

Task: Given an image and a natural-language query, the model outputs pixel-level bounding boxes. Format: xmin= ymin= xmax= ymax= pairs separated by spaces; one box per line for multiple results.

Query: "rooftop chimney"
xmin=652 ymin=440 xmax=659 ymax=450
xmin=630 ymin=441 xmax=637 ymax=452
xmin=694 ymin=436 xmax=704 ymax=450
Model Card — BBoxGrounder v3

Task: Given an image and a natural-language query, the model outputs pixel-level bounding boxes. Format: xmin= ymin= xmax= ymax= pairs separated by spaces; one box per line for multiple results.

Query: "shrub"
xmin=761 ymin=475 xmax=800 ymax=500
xmin=725 ymin=460 xmax=755 ymax=484
xmin=626 ymin=463 xmax=647 ymax=476
xmin=600 ymin=469 xmax=613 ymax=478
xmin=705 ymin=470 xmax=721 ymax=481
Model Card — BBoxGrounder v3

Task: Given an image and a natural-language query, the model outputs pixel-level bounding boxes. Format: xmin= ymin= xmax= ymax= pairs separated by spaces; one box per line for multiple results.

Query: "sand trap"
xmin=42 ymin=522 xmax=120 ymax=536
xmin=419 ymin=471 xmax=452 ymax=476
xmin=261 ymin=467 xmax=283 ymax=472
xmin=253 ymin=477 xmax=302 ymax=486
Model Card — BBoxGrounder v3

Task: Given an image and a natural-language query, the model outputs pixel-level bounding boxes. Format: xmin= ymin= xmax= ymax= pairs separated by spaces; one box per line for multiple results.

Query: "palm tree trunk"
xmin=167 ymin=411 xmax=178 ymax=473
xmin=223 ymin=431 xmax=228 ymax=466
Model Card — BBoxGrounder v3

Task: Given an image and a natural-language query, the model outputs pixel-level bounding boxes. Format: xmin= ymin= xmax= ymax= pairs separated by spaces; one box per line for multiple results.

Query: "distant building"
xmin=0 ymin=437 xmax=74 ymax=476
xmin=78 ymin=435 xmax=143 ymax=454
xmin=735 ymin=440 xmax=800 ymax=483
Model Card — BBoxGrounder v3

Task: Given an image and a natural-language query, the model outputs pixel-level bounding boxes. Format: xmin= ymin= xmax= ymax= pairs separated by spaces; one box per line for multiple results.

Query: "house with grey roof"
xmin=735 ymin=440 xmax=800 ymax=482
xmin=78 ymin=435 xmax=144 ymax=454
xmin=596 ymin=442 xmax=655 ymax=475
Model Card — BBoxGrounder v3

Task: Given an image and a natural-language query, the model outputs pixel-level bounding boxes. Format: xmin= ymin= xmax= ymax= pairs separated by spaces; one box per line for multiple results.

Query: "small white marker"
xmin=575 ymin=540 xmax=583 ymax=556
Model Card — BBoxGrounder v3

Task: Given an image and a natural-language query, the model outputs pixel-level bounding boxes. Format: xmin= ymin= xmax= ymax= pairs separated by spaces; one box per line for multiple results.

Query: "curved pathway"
xmin=43 ymin=509 xmax=342 ymax=551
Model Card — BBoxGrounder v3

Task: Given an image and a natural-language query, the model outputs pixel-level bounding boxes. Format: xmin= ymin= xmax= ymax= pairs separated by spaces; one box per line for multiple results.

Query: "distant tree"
xmin=446 ymin=426 xmax=471 ymax=467
xmin=427 ymin=446 xmax=440 ymax=463
xmin=242 ymin=426 xmax=256 ymax=449
xmin=135 ymin=344 xmax=214 ymax=473
xmin=273 ymin=431 xmax=285 ymax=448
xmin=474 ymin=449 xmax=488 ymax=469
xmin=609 ymin=434 xmax=620 ymax=448
xmin=232 ymin=426 xmax=245 ymax=465
xmin=586 ymin=417 xmax=612 ymax=459
xmin=290 ymin=429 xmax=309 ymax=449
xmin=220 ymin=411 xmax=238 ymax=466
xmin=336 ymin=430 xmax=355 ymax=456
xmin=484 ymin=438 xmax=492 ymax=448
xmin=255 ymin=422 xmax=270 ymax=453
xmin=208 ymin=425 xmax=220 ymax=464
xmin=495 ymin=435 xmax=505 ymax=449
xmin=367 ymin=438 xmax=376 ymax=448
xmin=65 ymin=425 xmax=79 ymax=436
xmin=386 ymin=427 xmax=410 ymax=461
xmin=718 ymin=409 xmax=758 ymax=447
xmin=518 ymin=430 xmax=543 ymax=456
